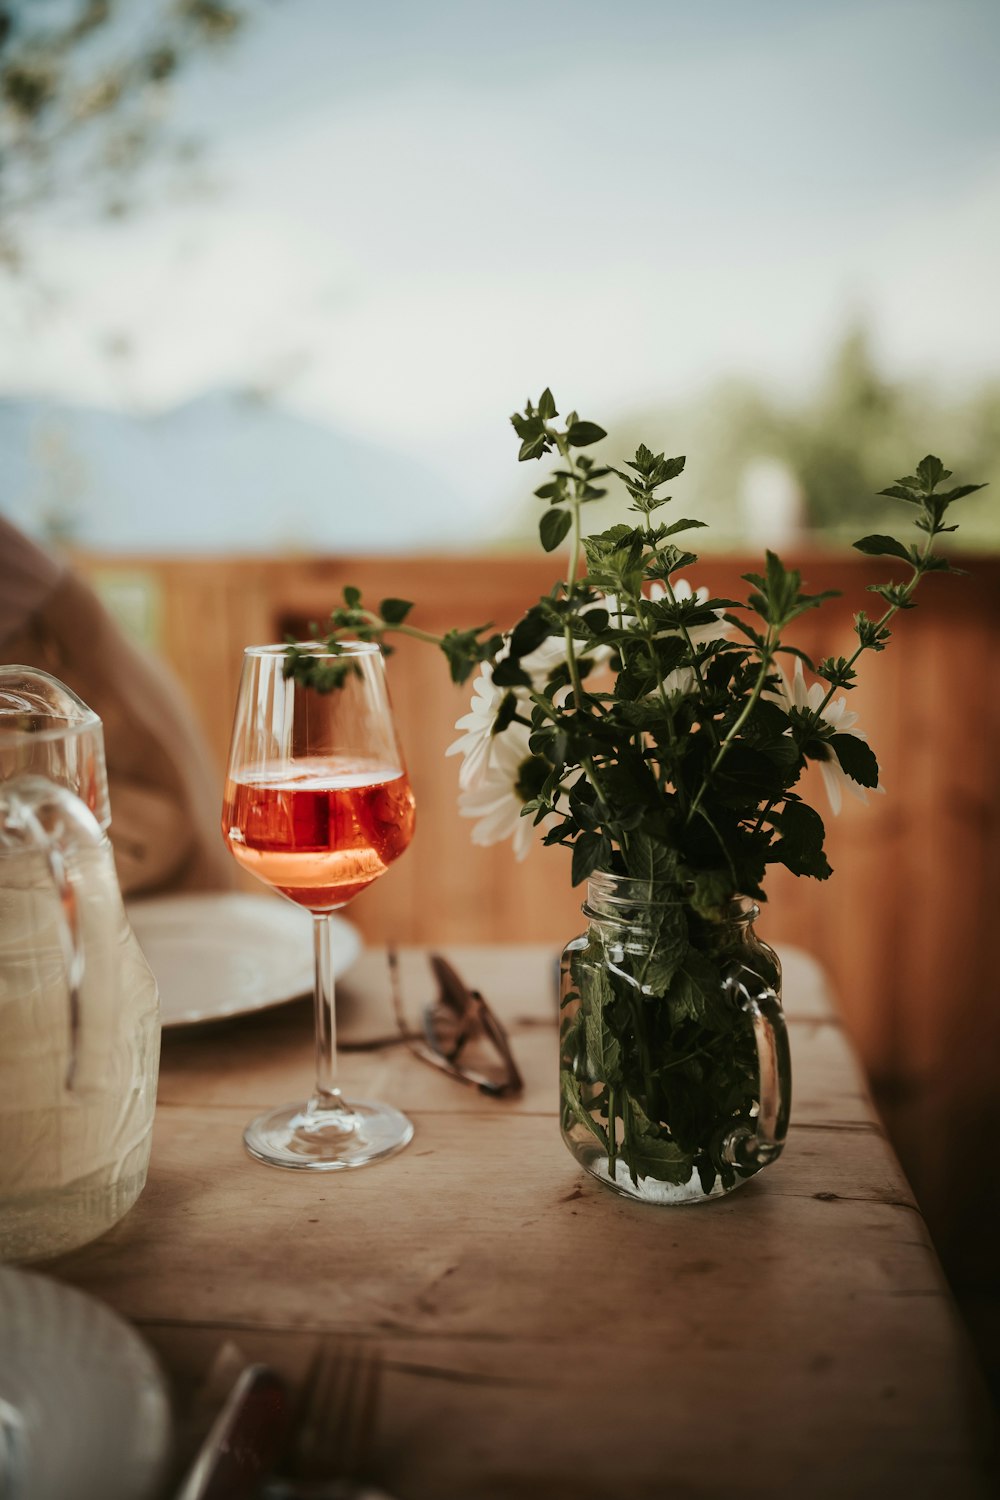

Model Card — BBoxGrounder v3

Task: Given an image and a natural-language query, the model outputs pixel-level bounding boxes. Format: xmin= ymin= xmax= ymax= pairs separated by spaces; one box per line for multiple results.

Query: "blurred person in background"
xmin=0 ymin=514 xmax=235 ymax=897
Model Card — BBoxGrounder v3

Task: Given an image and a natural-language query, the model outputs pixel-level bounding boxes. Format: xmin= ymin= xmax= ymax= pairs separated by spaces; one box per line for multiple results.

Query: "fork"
xmin=261 ymin=1337 xmax=388 ymax=1500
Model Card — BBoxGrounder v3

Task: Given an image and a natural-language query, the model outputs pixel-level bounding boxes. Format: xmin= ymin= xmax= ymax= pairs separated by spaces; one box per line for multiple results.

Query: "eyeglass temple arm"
xmin=431 ymin=953 xmax=524 ymax=1096
xmin=393 ymin=949 xmax=525 ymax=1098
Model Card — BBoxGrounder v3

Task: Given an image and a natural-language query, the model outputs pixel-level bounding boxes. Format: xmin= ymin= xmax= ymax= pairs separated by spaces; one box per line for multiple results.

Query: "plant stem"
xmin=686 ymin=630 xmax=775 ymax=826
xmin=635 ymin=603 xmax=685 ymax=801
xmin=553 ymin=434 xmax=621 ymax=850
xmin=622 ymin=1089 xmax=640 ymax=1187
xmin=393 ymin=622 xmax=451 ymax=648
xmin=750 ymin=796 xmax=778 ymax=838
xmin=324 ymin=613 xmax=448 ymax=651
xmin=696 ymin=804 xmax=739 ymax=885
xmin=802 ymin=524 xmax=938 ymax=731
xmin=563 ymin=441 xmax=585 ymax=595
xmin=607 ymin=1084 xmax=618 ymax=1179
xmin=660 ymin=577 xmax=720 ymax=749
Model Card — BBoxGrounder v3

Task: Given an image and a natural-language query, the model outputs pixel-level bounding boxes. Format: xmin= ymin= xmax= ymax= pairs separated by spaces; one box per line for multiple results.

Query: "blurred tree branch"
xmin=0 ymin=0 xmax=255 ymax=270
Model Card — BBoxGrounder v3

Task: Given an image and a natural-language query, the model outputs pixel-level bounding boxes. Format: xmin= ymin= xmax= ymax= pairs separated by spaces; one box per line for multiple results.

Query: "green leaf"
xmin=661 ymin=518 xmax=708 ymax=536
xmin=689 ymin=869 xmax=735 ymax=920
xmin=651 ymin=634 xmax=689 ymax=678
xmin=625 ymin=449 xmax=685 ymax=484
xmin=852 ymin=534 xmax=911 ymax=562
xmin=743 ymin=699 xmax=801 ymax=769
xmin=922 ymin=555 xmax=967 ymax=576
xmin=560 ymin=1070 xmax=609 ymax=1151
xmin=379 ymin=597 xmax=413 ymax=626
xmin=566 ymin=420 xmax=607 ymax=448
xmin=572 ymin=829 xmax=607 ymax=886
xmin=650 ymin=546 xmax=699 ymax=578
xmin=743 ymin=550 xmax=813 ymax=626
xmin=491 ymin=655 xmax=533 ymax=689
xmin=642 ymin=912 xmax=689 ymax=995
xmin=877 ymin=484 xmax=922 ymax=504
xmin=771 ymin=800 xmax=832 ymax=880
xmin=343 ymin=585 xmax=362 ymax=609
xmin=580 ymin=607 xmax=609 ymax=635
xmin=830 ymin=733 xmax=879 ymax=789
xmin=666 ymin=952 xmax=734 ymax=1030
xmin=537 ymin=387 xmax=558 ymax=420
xmin=766 ymin=550 xmax=795 ymax=615
xmin=583 ymin=968 xmax=621 ymax=1078
xmin=935 ymin=483 xmax=985 ymax=504
xmin=868 ymin=582 xmax=916 ymax=609
xmin=599 ymin=752 xmax=661 ymax=812
xmin=510 ymin=410 xmax=541 ymax=440
xmin=622 ymin=1100 xmax=693 ymax=1184
xmin=625 ymin=1130 xmax=692 ymax=1185
xmin=916 ymin=455 xmax=949 ymax=491
xmin=519 ymin=433 xmax=548 ymax=463
xmin=696 ymin=1156 xmax=718 ymax=1196
xmin=539 ymin=507 xmax=572 ymax=552
xmin=854 ymin=611 xmax=892 ymax=651
xmin=509 ymin=604 xmax=552 ymax=659
xmin=439 ymin=626 xmax=497 ymax=684
xmin=624 ymin=831 xmax=679 ymax=885
xmin=817 ymin=655 xmax=857 ymax=687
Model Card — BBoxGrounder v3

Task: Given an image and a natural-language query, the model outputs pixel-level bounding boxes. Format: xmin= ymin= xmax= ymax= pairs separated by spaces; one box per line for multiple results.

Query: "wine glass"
xmin=222 ymin=642 xmax=416 ymax=1170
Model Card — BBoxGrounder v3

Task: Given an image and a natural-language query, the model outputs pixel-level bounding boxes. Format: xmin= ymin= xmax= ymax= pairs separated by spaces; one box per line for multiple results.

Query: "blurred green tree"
xmin=0 ymin=0 xmax=251 ymax=270
xmin=504 ymin=326 xmax=999 ymax=549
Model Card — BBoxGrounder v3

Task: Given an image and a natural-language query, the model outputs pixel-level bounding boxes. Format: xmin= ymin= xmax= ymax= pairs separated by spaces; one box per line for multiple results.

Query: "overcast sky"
xmin=2 ymin=0 xmax=998 ymax=520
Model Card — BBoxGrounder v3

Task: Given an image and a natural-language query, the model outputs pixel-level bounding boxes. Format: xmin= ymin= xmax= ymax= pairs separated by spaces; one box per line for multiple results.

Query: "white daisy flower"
xmin=446 ymin=628 xmax=607 ymax=792
xmin=779 ymin=658 xmax=884 ymax=817
xmin=445 ymin=660 xmax=506 ymax=791
xmin=456 ymin=722 xmax=541 ymax=861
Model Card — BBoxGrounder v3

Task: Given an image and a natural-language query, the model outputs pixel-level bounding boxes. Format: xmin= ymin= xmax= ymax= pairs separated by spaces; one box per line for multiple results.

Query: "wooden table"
xmin=48 ymin=945 xmax=993 ymax=1499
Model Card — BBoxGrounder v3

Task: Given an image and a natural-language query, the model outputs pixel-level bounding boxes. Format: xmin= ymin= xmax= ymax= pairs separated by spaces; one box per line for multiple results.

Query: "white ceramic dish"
xmin=126 ymin=892 xmax=361 ymax=1028
xmin=0 ymin=1267 xmax=170 ymax=1500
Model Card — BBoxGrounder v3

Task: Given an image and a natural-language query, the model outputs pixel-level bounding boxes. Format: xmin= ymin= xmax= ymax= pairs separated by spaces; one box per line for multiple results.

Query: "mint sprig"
xmin=285 ymin=403 xmax=982 ymax=901
xmin=286 ymin=397 xmax=982 ymax=1199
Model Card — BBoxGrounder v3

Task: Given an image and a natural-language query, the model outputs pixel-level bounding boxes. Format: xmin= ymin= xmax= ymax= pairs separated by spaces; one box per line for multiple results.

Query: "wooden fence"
xmin=74 ymin=548 xmax=1000 ymax=1288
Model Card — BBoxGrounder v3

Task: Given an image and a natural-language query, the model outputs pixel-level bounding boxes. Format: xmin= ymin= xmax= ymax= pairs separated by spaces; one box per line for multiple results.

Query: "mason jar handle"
xmin=722 ymin=967 xmax=791 ymax=1169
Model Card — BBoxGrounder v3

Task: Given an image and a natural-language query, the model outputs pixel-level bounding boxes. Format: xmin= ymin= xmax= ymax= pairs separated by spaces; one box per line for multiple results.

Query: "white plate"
xmin=126 ymin=892 xmax=361 ymax=1027
xmin=0 ymin=1267 xmax=170 ymax=1500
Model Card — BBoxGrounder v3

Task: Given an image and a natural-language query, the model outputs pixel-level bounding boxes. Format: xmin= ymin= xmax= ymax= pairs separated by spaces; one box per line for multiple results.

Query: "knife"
xmin=174 ymin=1362 xmax=289 ymax=1500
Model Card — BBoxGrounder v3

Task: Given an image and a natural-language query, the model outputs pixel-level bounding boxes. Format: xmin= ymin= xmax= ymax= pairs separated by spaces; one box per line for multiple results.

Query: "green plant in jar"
xmin=286 ymin=395 xmax=982 ymax=1202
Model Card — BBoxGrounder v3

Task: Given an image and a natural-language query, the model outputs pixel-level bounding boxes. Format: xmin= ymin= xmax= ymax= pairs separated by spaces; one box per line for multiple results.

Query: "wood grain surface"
xmin=44 ymin=945 xmax=993 ymax=1499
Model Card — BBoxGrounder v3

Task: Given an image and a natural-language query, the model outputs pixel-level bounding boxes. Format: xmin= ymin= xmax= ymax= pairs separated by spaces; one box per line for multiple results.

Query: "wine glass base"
xmin=243 ymin=1098 xmax=414 ymax=1171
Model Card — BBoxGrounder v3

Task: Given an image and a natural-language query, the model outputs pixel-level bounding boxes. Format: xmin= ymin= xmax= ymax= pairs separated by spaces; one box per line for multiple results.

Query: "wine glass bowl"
xmin=222 ymin=642 xmax=416 ymax=1170
xmin=223 ymin=753 xmax=415 ymax=909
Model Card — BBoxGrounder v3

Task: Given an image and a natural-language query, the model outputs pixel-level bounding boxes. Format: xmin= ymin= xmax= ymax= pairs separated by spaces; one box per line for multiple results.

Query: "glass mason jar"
xmin=559 ymin=872 xmax=790 ymax=1205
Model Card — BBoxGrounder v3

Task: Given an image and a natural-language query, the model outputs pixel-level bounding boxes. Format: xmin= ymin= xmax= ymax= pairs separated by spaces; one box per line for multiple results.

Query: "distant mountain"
xmin=0 ymin=390 xmax=468 ymax=552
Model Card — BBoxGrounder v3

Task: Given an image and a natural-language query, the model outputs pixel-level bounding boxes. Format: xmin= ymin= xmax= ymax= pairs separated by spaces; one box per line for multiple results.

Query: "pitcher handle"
xmin=722 ymin=967 xmax=791 ymax=1169
xmin=23 ymin=804 xmax=85 ymax=1091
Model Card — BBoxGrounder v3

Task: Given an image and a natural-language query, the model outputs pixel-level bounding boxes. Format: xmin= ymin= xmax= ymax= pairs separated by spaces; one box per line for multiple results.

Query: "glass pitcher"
xmin=0 ymin=667 xmax=160 ymax=1261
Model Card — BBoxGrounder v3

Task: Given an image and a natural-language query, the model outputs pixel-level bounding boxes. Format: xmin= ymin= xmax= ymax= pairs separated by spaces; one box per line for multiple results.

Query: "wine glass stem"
xmin=312 ymin=912 xmax=343 ymax=1109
